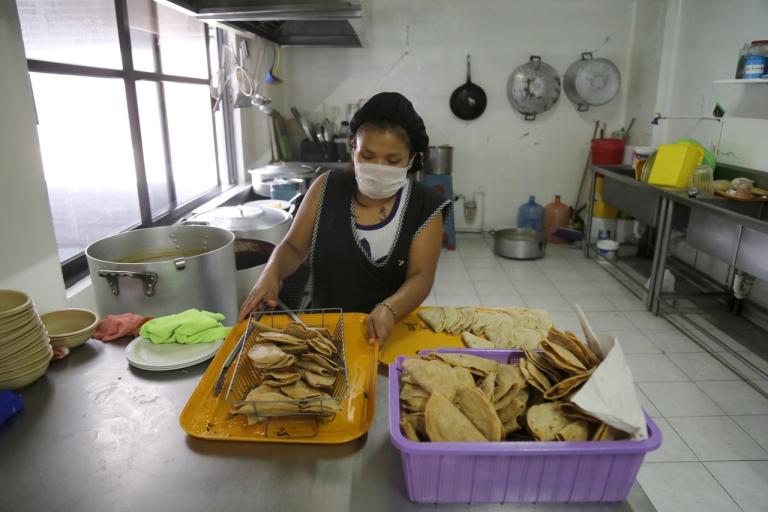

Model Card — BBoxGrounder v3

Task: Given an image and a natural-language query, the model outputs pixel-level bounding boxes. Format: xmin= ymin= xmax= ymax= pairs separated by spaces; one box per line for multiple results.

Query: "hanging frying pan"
xmin=449 ymin=55 xmax=487 ymax=121
xmin=506 ymin=56 xmax=561 ymax=121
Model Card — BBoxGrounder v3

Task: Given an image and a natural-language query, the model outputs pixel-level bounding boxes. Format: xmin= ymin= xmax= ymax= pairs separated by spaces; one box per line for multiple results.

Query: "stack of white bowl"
xmin=0 ymin=290 xmax=52 ymax=390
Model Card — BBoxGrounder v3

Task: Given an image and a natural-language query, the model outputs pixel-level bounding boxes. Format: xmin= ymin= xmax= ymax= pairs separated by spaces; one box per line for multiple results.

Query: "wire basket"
xmin=225 ymin=308 xmax=349 ymax=427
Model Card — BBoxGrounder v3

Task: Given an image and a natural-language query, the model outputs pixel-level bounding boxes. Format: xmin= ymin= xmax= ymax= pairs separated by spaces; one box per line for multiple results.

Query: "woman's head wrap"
xmin=349 ymin=92 xmax=429 ymax=171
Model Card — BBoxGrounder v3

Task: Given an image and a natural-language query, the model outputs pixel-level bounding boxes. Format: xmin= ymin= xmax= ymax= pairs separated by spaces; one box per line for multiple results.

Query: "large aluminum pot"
xmin=563 ymin=52 xmax=621 ymax=111
xmin=424 ymin=145 xmax=453 ymax=175
xmin=185 ymin=204 xmax=292 ymax=246
xmin=248 ymin=161 xmax=320 ymax=197
xmin=490 ymin=228 xmax=547 ymax=260
xmin=506 ymin=56 xmax=561 ymax=121
xmin=234 ymin=239 xmax=274 ymax=304
xmin=85 ymin=225 xmax=238 ymax=323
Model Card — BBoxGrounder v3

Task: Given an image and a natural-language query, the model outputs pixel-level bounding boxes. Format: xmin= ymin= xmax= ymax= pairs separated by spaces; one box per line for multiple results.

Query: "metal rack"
xmin=225 ymin=308 xmax=349 ymax=432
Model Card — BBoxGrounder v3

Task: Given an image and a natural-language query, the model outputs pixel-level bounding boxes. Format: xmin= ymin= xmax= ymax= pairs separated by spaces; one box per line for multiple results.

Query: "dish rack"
xmin=224 ymin=308 xmax=349 ymax=434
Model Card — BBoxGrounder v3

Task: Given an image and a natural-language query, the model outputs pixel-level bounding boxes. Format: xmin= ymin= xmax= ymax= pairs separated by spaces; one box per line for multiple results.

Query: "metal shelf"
xmin=713 ymin=78 xmax=768 ymax=84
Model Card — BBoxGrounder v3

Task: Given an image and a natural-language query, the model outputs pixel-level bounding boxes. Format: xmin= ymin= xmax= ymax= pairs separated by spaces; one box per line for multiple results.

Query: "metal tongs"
xmin=212 ymin=304 xmax=266 ymax=397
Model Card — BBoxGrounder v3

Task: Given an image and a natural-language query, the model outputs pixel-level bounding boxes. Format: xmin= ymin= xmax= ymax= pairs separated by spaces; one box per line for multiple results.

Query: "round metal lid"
xmin=192 ymin=205 xmax=290 ymax=232
xmin=248 ymin=162 xmax=317 ymax=180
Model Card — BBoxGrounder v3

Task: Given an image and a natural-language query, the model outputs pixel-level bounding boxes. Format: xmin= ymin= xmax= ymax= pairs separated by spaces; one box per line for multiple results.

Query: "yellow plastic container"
xmin=592 ymin=175 xmax=618 ymax=219
xmin=648 ymin=143 xmax=705 ymax=188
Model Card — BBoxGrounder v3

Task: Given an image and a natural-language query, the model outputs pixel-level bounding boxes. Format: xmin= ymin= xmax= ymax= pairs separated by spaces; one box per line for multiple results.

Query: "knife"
xmin=212 ymin=306 xmax=265 ymax=397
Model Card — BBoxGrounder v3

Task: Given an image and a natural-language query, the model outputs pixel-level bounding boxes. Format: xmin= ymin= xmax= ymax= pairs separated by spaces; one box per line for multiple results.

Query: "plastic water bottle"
xmin=517 ymin=196 xmax=544 ymax=232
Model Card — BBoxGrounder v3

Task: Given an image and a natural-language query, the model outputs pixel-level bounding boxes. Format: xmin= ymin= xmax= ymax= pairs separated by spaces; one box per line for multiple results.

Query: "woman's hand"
xmin=238 ymin=270 xmax=280 ymax=321
xmin=366 ymin=304 xmax=396 ymax=346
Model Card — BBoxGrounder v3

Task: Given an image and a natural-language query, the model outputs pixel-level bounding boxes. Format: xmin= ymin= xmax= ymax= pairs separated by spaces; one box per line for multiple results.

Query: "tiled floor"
xmin=429 ymin=233 xmax=768 ymax=512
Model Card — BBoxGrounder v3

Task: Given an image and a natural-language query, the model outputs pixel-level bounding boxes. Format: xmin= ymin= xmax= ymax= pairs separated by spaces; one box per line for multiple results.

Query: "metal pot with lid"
xmin=507 ymin=56 xmax=561 ymax=121
xmin=185 ymin=204 xmax=292 ymax=246
xmin=563 ymin=52 xmax=621 ymax=111
xmin=248 ymin=161 xmax=321 ymax=197
xmin=86 ymin=225 xmax=238 ymax=322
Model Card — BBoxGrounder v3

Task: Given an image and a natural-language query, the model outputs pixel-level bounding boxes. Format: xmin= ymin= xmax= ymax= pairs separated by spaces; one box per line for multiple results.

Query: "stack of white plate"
xmin=125 ymin=336 xmax=223 ymax=371
xmin=0 ymin=290 xmax=52 ymax=390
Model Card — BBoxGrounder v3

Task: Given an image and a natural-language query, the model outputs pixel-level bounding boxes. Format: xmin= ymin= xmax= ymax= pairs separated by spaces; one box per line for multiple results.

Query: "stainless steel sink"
xmin=600 ymin=166 xmax=665 ymax=226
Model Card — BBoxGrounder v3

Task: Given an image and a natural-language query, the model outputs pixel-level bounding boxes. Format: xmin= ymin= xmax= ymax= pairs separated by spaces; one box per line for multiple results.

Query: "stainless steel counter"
xmin=0 ymin=340 xmax=655 ymax=512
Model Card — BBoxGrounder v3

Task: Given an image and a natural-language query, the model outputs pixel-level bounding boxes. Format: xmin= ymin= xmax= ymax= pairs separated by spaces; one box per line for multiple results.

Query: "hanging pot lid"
xmin=248 ymin=161 xmax=318 ymax=180
xmin=564 ymin=52 xmax=620 ymax=110
xmin=190 ymin=205 xmax=290 ymax=232
xmin=506 ymin=56 xmax=561 ymax=121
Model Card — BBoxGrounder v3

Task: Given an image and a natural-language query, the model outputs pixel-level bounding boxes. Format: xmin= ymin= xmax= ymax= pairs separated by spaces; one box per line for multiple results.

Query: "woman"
xmin=239 ymin=92 xmax=450 ymax=345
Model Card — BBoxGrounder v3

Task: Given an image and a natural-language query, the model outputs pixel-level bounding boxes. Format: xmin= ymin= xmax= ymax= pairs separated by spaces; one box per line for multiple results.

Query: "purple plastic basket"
xmin=389 ymin=349 xmax=662 ymax=504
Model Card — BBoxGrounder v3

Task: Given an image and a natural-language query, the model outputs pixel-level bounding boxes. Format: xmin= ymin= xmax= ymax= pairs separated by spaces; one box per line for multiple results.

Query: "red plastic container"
xmin=591 ymin=139 xmax=625 ymax=165
xmin=389 ymin=349 xmax=662 ymax=504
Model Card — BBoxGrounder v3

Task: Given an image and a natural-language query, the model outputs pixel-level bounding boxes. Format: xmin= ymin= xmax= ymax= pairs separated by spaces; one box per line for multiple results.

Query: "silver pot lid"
xmin=191 ymin=205 xmax=290 ymax=232
xmin=507 ymin=56 xmax=561 ymax=120
xmin=248 ymin=161 xmax=318 ymax=180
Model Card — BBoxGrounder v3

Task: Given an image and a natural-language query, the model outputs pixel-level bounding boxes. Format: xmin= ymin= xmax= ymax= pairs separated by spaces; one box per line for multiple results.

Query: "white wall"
xmin=0 ymin=2 xmax=67 ymax=314
xmin=281 ymin=0 xmax=647 ymax=228
xmin=653 ymin=0 xmax=768 ymax=168
xmin=653 ymin=0 xmax=768 ymax=311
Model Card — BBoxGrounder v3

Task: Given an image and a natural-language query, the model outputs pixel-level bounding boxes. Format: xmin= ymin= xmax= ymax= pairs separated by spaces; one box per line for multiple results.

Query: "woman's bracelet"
xmin=376 ymin=301 xmax=399 ymax=322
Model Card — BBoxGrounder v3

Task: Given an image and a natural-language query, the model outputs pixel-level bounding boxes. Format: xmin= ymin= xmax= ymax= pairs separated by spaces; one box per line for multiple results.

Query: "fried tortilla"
xmin=540 ymin=340 xmax=588 ymax=374
xmin=455 ymin=386 xmax=503 ymax=442
xmin=417 ymin=308 xmax=445 ymax=332
xmin=400 ymin=418 xmax=420 ymax=441
xmin=280 ymin=380 xmax=323 ymax=400
xmin=543 ymin=370 xmax=593 ymax=400
xmin=401 ymin=358 xmax=458 ymax=401
xmin=247 ymin=342 xmax=296 ymax=369
xmin=300 ymin=352 xmax=341 ymax=372
xmin=462 ymin=331 xmax=494 ymax=349
xmin=262 ymin=370 xmax=301 ymax=386
xmin=527 ymin=402 xmax=572 ymax=441
xmin=424 ymin=392 xmax=486 ymax=442
xmin=426 ymin=352 xmax=498 ymax=377
xmin=556 ymin=420 xmax=592 ymax=442
xmin=301 ymin=369 xmax=336 ymax=389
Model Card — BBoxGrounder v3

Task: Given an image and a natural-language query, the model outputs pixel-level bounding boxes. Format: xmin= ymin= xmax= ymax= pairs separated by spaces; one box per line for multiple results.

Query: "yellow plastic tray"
xmin=179 ymin=312 xmax=378 ymax=444
xmin=379 ymin=309 xmax=464 ymax=366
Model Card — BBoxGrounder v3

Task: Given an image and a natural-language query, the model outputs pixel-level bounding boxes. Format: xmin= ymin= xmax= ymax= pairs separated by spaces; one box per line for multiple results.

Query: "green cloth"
xmin=139 ymin=309 xmax=231 ymax=344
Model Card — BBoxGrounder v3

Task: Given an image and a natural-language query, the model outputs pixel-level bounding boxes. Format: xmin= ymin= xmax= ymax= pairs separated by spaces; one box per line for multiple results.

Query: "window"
xmin=17 ymin=0 xmax=231 ymax=284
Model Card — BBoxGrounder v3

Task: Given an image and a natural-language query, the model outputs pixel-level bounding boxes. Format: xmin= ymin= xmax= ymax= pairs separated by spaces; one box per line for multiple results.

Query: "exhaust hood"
xmin=162 ymin=1 xmax=368 ymax=47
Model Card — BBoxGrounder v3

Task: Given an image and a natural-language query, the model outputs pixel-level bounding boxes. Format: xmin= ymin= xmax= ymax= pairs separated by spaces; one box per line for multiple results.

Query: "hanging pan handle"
xmin=466 ymin=54 xmax=472 ymax=83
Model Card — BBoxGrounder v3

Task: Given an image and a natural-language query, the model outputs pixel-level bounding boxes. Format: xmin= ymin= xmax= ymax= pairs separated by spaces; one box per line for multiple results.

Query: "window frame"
xmin=24 ymin=0 xmax=235 ymax=287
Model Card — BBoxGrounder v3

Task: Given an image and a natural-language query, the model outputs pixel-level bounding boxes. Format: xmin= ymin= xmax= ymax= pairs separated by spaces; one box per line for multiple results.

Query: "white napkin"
xmin=569 ymin=306 xmax=648 ymax=440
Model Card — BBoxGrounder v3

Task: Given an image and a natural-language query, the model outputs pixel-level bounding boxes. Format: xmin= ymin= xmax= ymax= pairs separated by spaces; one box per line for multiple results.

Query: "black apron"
xmin=310 ymin=170 xmax=450 ymax=313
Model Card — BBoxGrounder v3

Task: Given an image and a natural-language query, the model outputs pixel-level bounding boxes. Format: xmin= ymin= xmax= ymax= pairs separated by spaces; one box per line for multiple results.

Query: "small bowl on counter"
xmin=40 ymin=308 xmax=99 ymax=349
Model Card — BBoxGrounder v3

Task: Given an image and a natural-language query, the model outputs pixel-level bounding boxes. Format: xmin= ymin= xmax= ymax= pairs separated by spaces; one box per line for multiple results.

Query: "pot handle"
xmin=581 ymin=52 xmax=594 ymax=60
xmin=529 ymin=55 xmax=541 ymax=63
xmin=98 ymin=270 xmax=159 ymax=297
xmin=488 ymin=229 xmax=496 ymax=237
xmin=577 ymin=104 xmax=590 ymax=112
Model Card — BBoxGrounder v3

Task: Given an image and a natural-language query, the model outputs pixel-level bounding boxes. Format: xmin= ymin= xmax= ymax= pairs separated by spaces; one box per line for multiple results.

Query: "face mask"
xmin=354 ymin=158 xmax=412 ymax=199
